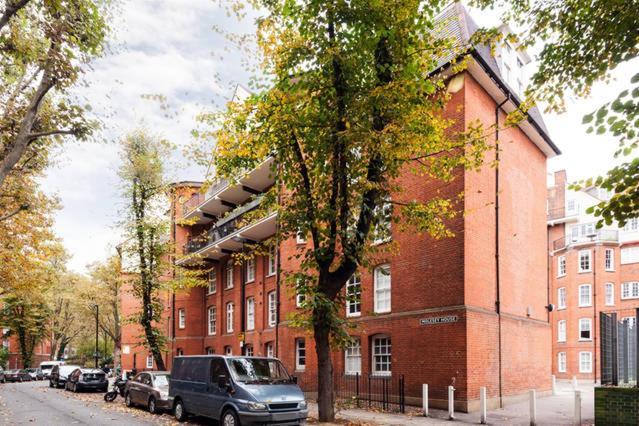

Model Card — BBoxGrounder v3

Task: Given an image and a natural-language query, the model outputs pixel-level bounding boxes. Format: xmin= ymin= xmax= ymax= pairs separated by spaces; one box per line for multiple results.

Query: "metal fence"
xmin=300 ymin=373 xmax=406 ymax=413
xmin=600 ymin=309 xmax=638 ymax=387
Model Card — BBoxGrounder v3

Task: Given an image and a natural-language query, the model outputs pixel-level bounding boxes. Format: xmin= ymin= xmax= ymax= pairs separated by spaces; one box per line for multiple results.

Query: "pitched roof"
xmin=435 ymin=2 xmax=560 ymax=156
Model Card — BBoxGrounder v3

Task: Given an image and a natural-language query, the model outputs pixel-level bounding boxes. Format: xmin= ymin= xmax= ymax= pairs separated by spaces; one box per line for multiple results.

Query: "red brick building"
xmin=2 ymin=329 xmax=51 ymax=369
xmin=121 ymin=4 xmax=559 ymax=412
xmin=548 ymin=170 xmax=639 ymax=381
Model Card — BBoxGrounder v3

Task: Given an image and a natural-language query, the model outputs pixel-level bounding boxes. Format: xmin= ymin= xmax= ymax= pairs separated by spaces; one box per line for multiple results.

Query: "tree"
xmin=87 ymin=255 xmax=123 ymax=370
xmin=0 ymin=0 xmax=109 ymax=192
xmin=47 ymin=272 xmax=88 ymax=361
xmin=472 ymin=0 xmax=638 ymax=225
xmin=0 ymin=293 xmax=49 ymax=368
xmin=119 ymin=129 xmax=204 ymax=371
xmin=209 ymin=1 xmax=493 ymax=420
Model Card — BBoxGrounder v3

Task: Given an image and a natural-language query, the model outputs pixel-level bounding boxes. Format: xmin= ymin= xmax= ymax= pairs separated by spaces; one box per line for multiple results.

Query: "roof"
xmin=435 ymin=2 xmax=560 ymax=156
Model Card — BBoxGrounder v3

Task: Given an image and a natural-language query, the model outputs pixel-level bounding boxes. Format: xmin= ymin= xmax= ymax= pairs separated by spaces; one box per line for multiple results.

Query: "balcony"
xmin=180 ymin=157 xmax=275 ymax=225
xmin=179 ymin=196 xmax=277 ymax=263
xmin=547 ymin=206 xmax=579 ymax=224
xmin=553 ymin=229 xmax=619 ymax=251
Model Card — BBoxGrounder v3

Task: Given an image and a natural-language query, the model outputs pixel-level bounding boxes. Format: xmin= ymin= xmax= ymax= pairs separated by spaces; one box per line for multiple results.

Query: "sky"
xmin=40 ymin=0 xmax=635 ymax=273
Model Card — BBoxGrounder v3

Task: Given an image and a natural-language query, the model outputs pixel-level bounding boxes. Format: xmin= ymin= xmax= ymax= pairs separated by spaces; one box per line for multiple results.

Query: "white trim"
xmin=579 ymin=351 xmax=592 ymax=373
xmin=295 ymin=338 xmax=306 ymax=371
xmin=578 ymin=250 xmax=592 ymax=273
xmin=374 ymin=265 xmax=391 ymax=314
xmin=605 ymin=283 xmax=615 ymax=306
xmin=578 ymin=318 xmax=592 ymax=341
xmin=557 ymin=287 xmax=567 ymax=310
xmin=226 ymin=302 xmax=234 ymax=333
xmin=207 ymin=305 xmax=217 ymax=335
xmin=557 ymin=320 xmax=566 ymax=342
xmin=578 ymin=284 xmax=592 ymax=307
xmin=246 ymin=297 xmax=255 ymax=331
xmin=558 ymin=352 xmax=567 ymax=373
xmin=371 ymin=335 xmax=392 ymax=376
xmin=604 ymin=248 xmax=615 ymax=271
xmin=178 ymin=308 xmax=186 ymax=329
xmin=557 ymin=255 xmax=566 ymax=278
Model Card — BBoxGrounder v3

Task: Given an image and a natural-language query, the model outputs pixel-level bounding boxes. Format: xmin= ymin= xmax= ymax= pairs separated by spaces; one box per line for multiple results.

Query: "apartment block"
xmin=548 ymin=170 xmax=639 ymax=381
xmin=121 ymin=3 xmax=559 ymax=412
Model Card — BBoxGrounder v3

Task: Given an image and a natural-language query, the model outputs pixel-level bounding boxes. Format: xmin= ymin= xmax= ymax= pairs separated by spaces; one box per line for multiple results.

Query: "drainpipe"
xmin=171 ymin=191 xmax=177 ymax=359
xmin=275 ymin=159 xmax=282 ymax=358
xmin=495 ymin=95 xmax=509 ymax=408
xmin=241 ymin=260 xmax=246 ymax=355
xmin=592 ymin=245 xmax=597 ymax=383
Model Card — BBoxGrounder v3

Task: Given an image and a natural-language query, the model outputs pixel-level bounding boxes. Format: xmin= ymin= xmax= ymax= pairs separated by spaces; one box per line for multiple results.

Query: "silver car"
xmin=124 ymin=371 xmax=171 ymax=414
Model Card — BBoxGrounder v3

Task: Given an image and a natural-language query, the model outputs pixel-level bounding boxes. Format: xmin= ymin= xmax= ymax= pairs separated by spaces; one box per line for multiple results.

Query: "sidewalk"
xmin=308 ymin=381 xmax=594 ymax=425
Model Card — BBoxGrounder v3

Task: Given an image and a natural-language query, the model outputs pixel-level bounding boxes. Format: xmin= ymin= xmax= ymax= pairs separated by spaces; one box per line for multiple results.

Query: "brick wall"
xmin=595 ymin=386 xmax=639 ymax=425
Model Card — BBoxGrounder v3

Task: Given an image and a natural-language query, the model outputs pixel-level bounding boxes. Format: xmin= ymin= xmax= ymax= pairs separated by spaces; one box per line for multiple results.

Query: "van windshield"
xmin=227 ymin=358 xmax=292 ymax=384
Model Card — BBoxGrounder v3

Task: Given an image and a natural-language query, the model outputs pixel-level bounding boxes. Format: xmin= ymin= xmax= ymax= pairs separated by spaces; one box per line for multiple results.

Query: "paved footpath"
xmin=315 ymin=381 xmax=595 ymax=425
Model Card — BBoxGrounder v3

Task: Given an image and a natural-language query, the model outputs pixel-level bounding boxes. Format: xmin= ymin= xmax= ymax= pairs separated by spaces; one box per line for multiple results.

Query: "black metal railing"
xmin=182 ymin=197 xmax=265 ymax=255
xmin=600 ymin=309 xmax=638 ymax=387
xmin=298 ymin=373 xmax=405 ymax=413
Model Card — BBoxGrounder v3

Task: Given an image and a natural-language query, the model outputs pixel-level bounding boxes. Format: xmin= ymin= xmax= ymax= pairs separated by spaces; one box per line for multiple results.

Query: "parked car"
xmin=124 ymin=371 xmax=171 ymax=414
xmin=26 ymin=368 xmax=44 ymax=381
xmin=64 ymin=368 xmax=108 ymax=393
xmin=49 ymin=364 xmax=80 ymax=388
xmin=170 ymin=355 xmax=308 ymax=425
xmin=4 ymin=369 xmax=32 ymax=382
xmin=0 ymin=367 xmax=5 ymax=383
xmin=40 ymin=361 xmax=64 ymax=379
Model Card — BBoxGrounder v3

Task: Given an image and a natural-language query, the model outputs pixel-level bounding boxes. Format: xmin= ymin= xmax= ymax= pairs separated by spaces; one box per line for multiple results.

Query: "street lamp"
xmin=93 ymin=304 xmax=99 ymax=369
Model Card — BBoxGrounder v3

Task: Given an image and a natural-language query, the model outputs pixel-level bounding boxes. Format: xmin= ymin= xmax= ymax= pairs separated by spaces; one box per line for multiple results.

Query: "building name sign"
xmin=420 ymin=315 xmax=458 ymax=326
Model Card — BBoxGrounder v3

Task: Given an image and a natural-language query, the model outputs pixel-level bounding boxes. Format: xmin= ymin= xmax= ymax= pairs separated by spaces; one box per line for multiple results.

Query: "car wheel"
xmin=174 ymin=399 xmax=187 ymax=422
xmin=125 ymin=392 xmax=133 ymax=408
xmin=221 ymin=408 xmax=240 ymax=426
xmin=148 ymin=397 xmax=157 ymax=414
xmin=73 ymin=383 xmax=78 ymax=393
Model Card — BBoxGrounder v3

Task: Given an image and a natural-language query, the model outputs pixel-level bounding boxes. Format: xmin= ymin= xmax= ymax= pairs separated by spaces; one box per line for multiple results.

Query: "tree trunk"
xmin=313 ymin=306 xmax=334 ymax=422
xmin=113 ymin=340 xmax=122 ymax=370
xmin=17 ymin=329 xmax=32 ymax=368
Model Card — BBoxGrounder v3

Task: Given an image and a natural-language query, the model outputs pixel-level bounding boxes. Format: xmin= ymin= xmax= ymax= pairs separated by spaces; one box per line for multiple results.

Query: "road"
xmin=0 ymin=380 xmax=159 ymax=425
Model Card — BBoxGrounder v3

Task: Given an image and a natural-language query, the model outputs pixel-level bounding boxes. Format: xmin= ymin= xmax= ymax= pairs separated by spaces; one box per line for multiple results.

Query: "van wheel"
xmin=125 ymin=392 xmax=133 ymax=407
xmin=174 ymin=399 xmax=187 ymax=422
xmin=148 ymin=397 xmax=157 ymax=414
xmin=221 ymin=409 xmax=240 ymax=426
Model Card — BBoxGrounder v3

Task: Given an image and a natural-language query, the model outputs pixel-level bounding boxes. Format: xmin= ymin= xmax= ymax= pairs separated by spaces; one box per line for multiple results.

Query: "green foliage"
xmin=205 ymin=1 xmax=496 ymax=419
xmin=0 ymin=346 xmax=8 ymax=368
xmin=0 ymin=293 xmax=49 ymax=368
xmin=475 ymin=0 xmax=638 ymax=226
xmin=118 ymin=129 xmax=206 ymax=370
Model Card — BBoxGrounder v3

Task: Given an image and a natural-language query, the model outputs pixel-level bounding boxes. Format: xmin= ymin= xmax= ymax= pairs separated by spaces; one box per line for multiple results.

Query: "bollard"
xmin=572 ymin=375 xmax=577 ymax=390
xmin=480 ymin=386 xmax=487 ymax=424
xmin=574 ymin=390 xmax=581 ymax=426
xmin=552 ymin=374 xmax=557 ymax=396
xmin=422 ymin=384 xmax=429 ymax=417
xmin=448 ymin=386 xmax=455 ymax=420
xmin=529 ymin=389 xmax=537 ymax=426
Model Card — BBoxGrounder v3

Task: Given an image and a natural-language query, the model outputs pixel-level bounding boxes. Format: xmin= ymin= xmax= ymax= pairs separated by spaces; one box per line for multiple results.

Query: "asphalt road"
xmin=0 ymin=380 xmax=157 ymax=425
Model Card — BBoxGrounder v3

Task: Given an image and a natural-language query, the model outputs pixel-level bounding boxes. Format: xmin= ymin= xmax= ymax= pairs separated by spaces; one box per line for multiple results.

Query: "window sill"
xmin=557 ymin=340 xmax=566 ymax=343
xmin=345 ymin=372 xmax=362 ymax=376
xmin=371 ymin=372 xmax=391 ymax=377
xmin=621 ymin=296 xmax=639 ymax=300
xmin=266 ymin=272 xmax=276 ymax=278
xmin=346 ymin=313 xmax=362 ymax=318
xmin=206 ymin=291 xmax=217 ymax=296
xmin=207 ymin=333 xmax=216 ymax=337
xmin=374 ymin=310 xmax=391 ymax=315
xmin=246 ymin=279 xmax=255 ymax=284
xmin=605 ymin=269 xmax=615 ymax=272
xmin=557 ymin=274 xmax=566 ymax=279
xmin=295 ymin=368 xmax=306 ymax=373
xmin=578 ymin=339 xmax=592 ymax=342
xmin=578 ymin=270 xmax=592 ymax=274
xmin=578 ymin=304 xmax=592 ymax=308
xmin=224 ymin=286 xmax=234 ymax=291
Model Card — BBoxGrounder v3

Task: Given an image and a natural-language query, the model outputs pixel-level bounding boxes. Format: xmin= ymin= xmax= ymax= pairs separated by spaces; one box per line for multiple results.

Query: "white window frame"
xmin=344 ymin=338 xmax=362 ymax=375
xmin=558 ymin=287 xmax=566 ymax=310
xmin=246 ymin=297 xmax=255 ymax=331
xmin=208 ymin=269 xmax=217 ymax=294
xmin=578 ymin=250 xmax=591 ymax=273
xmin=266 ymin=342 xmax=274 ymax=358
xmin=146 ymin=354 xmax=153 ymax=369
xmin=225 ymin=346 xmax=232 ymax=356
xmin=558 ymin=352 xmax=567 ymax=373
xmin=226 ymin=302 xmax=234 ymax=333
xmin=267 ymin=245 xmax=277 ymax=276
xmin=245 ymin=345 xmax=254 ymax=356
xmin=621 ymin=246 xmax=639 ymax=264
xmin=246 ymin=257 xmax=255 ymax=283
xmin=557 ymin=256 xmax=566 ymax=277
xmin=605 ymin=248 xmax=614 ymax=271
xmin=295 ymin=339 xmax=306 ymax=371
xmin=557 ymin=320 xmax=566 ymax=342
xmin=372 ymin=200 xmax=392 ymax=245
xmin=176 ymin=348 xmax=184 ymax=356
xmin=268 ymin=291 xmax=277 ymax=328
xmin=178 ymin=308 xmax=186 ymax=329
xmin=374 ymin=264 xmax=391 ymax=314
xmin=208 ymin=305 xmax=217 ymax=335
xmin=296 ymin=229 xmax=306 ymax=244
xmin=605 ymin=283 xmax=615 ymax=306
xmin=579 ymin=318 xmax=592 ymax=341
xmin=578 ymin=284 xmax=592 ymax=307
xmin=579 ymin=352 xmax=592 ymax=373
xmin=621 ymin=282 xmax=639 ymax=299
xmin=295 ymin=277 xmax=305 ymax=308
xmin=622 ymin=317 xmax=637 ymax=328
xmin=372 ymin=335 xmax=392 ymax=376
xmin=206 ymin=347 xmax=215 ymax=355
xmin=226 ymin=260 xmax=234 ymax=289
xmin=346 ymin=274 xmax=362 ymax=317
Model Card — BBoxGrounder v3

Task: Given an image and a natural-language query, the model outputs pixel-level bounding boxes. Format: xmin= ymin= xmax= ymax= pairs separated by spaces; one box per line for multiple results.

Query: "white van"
xmin=39 ymin=361 xmax=64 ymax=379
